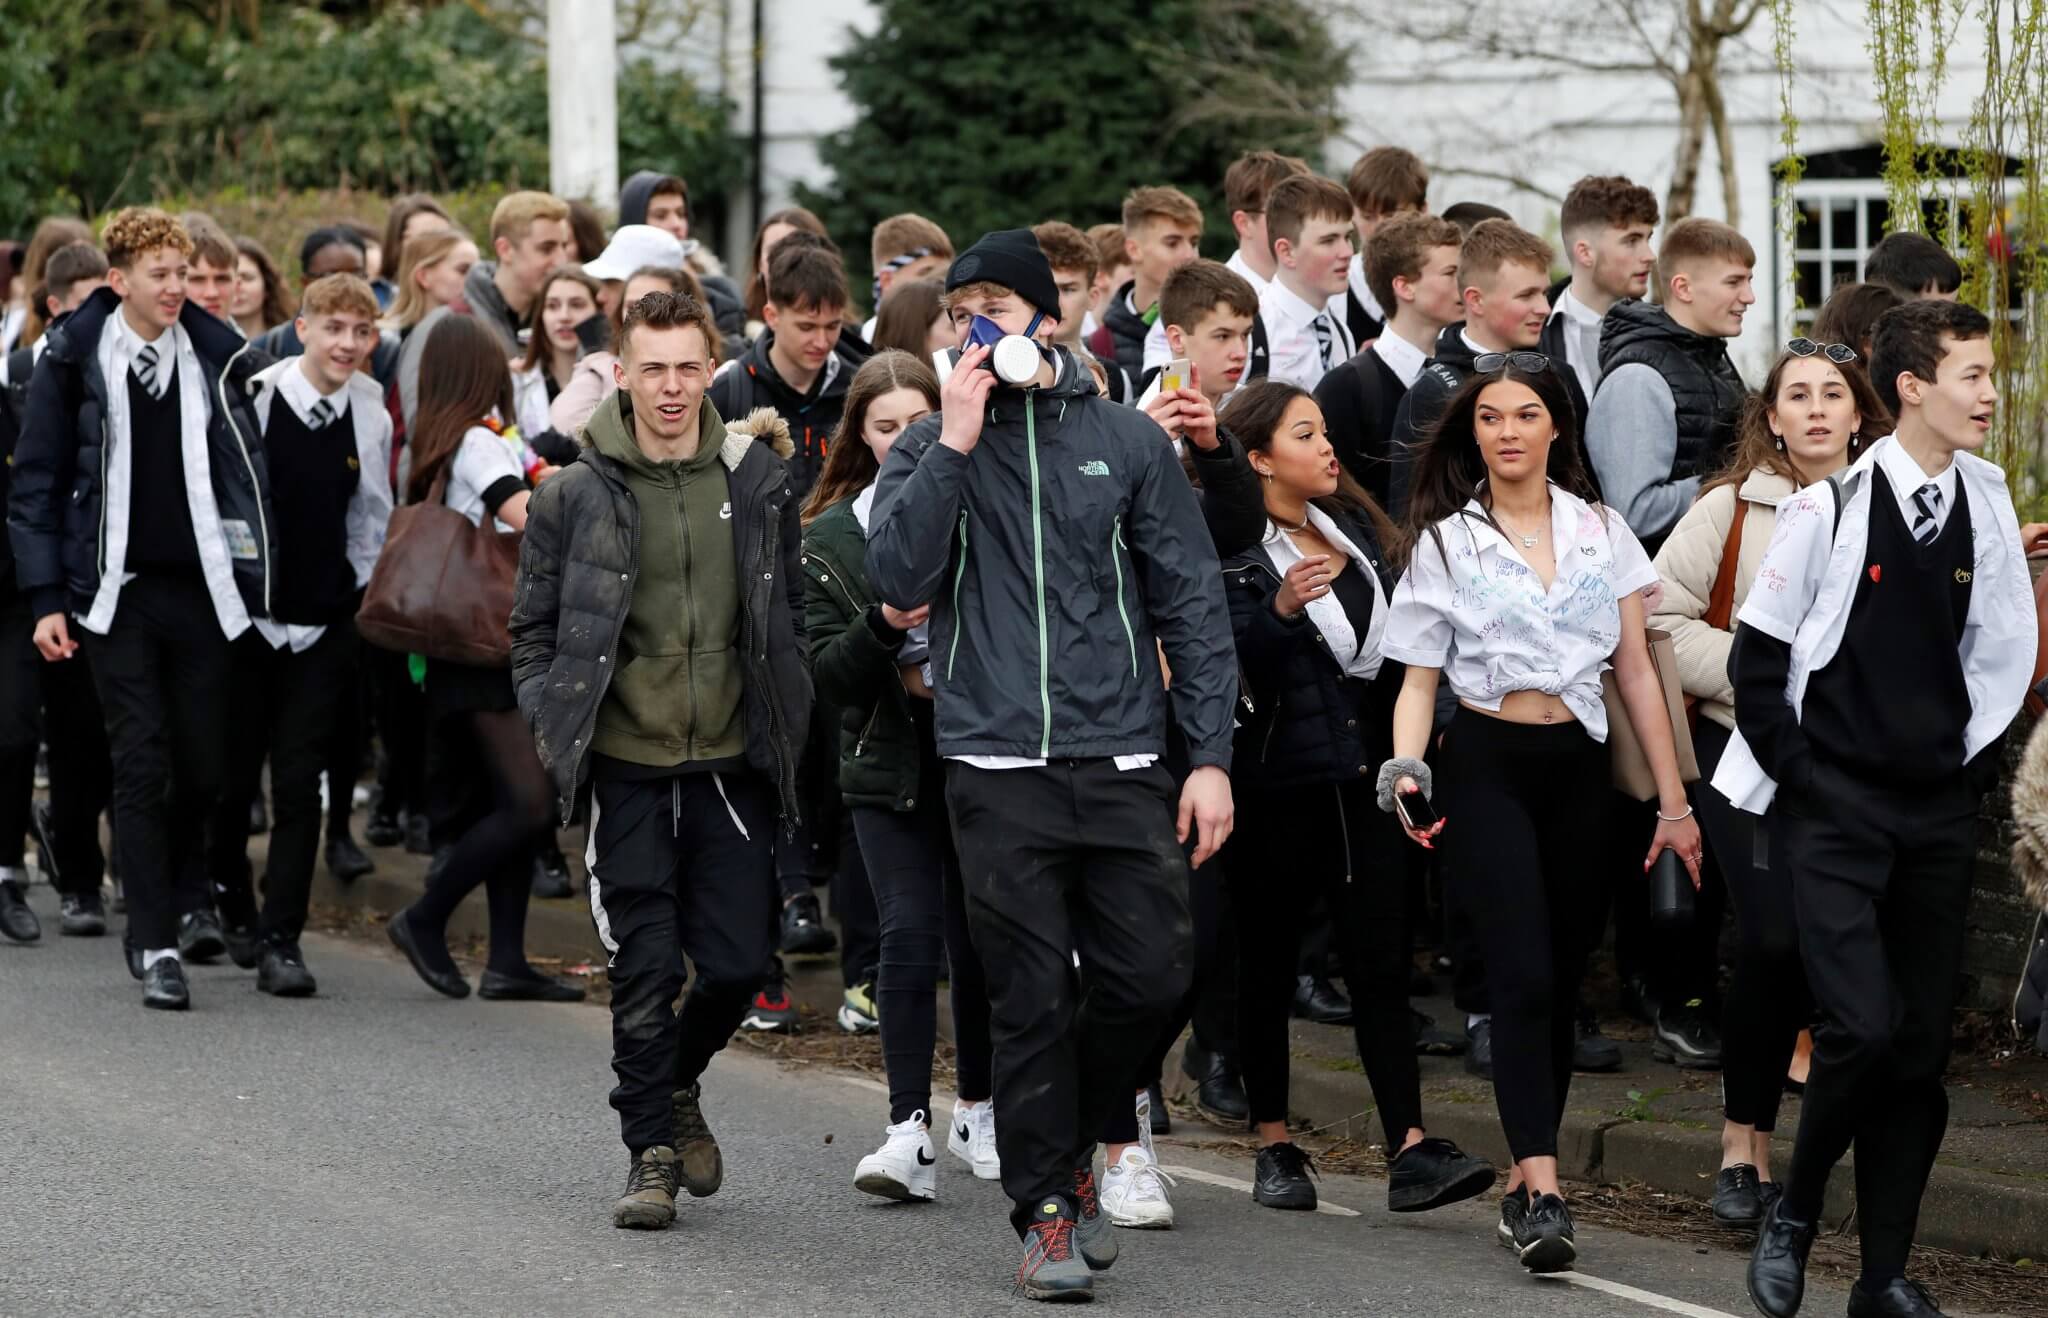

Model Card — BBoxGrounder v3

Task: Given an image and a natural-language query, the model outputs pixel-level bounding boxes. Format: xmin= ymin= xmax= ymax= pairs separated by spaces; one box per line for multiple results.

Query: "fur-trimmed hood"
xmin=2012 ymin=715 xmax=2048 ymax=910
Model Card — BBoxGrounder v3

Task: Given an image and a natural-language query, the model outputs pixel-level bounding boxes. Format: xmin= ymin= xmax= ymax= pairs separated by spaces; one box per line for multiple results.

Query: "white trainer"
xmin=1100 ymin=1147 xmax=1176 ymax=1229
xmin=853 ymin=1111 xmax=937 ymax=1202
xmin=946 ymin=1101 xmax=1001 ymax=1180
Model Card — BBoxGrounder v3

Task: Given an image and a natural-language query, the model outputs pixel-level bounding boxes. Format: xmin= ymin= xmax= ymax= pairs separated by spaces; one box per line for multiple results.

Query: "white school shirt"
xmin=1876 ymin=438 xmax=1959 ymax=537
xmin=1370 ymin=326 xmax=1429 ymax=390
xmin=446 ymin=425 xmax=526 ymax=533
xmin=84 ymin=312 xmax=252 ymax=640
xmin=1551 ymin=286 xmax=1605 ymax=402
xmin=1709 ymin=434 xmax=2035 ymax=814
xmin=1261 ymin=507 xmax=1389 ymax=681
xmin=1261 ymin=277 xmax=1354 ymax=392
xmin=1382 ymin=485 xmax=1660 ymax=742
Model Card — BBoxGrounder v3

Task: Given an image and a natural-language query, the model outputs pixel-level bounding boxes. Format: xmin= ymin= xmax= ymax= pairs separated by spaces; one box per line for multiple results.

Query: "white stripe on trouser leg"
xmin=584 ymin=792 xmax=619 ymax=963
xmin=711 ymin=772 xmax=751 ymax=841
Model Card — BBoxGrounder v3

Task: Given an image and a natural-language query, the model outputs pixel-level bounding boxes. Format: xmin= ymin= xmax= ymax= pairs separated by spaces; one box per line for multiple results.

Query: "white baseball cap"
xmin=585 ymin=225 xmax=686 ymax=282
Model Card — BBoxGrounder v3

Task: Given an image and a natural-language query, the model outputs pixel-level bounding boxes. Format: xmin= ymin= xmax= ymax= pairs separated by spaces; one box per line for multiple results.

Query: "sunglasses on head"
xmin=1786 ymin=337 xmax=1857 ymax=365
xmin=1473 ymin=351 xmax=1552 ymax=374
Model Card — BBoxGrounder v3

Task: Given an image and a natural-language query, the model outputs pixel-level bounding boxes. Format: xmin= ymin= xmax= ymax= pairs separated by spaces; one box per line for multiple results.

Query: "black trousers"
xmin=205 ymin=625 xmax=355 ymax=943
xmin=944 ymin=759 xmax=1192 ymax=1235
xmin=853 ymin=798 xmax=994 ymax=1123
xmin=590 ymin=770 xmax=777 ymax=1154
xmin=1780 ymin=765 xmax=1974 ymax=1280
xmin=1437 ymin=711 xmax=1609 ymax=1162
xmin=323 ymin=622 xmax=369 ymax=834
xmin=1695 ymin=720 xmax=1806 ymax=1131
xmin=0 ymin=597 xmax=45 ymax=869
xmin=1229 ymin=776 xmax=1422 ymax=1147
xmin=83 ymin=576 xmax=232 ymax=950
xmin=371 ymin=644 xmax=428 ymax=821
xmin=40 ymin=643 xmax=111 ymax=897
xmin=831 ymin=808 xmax=880 ymax=988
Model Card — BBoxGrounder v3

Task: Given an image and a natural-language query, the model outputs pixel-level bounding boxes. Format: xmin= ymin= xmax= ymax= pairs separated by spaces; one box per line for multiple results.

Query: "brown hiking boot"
xmin=612 ymin=1146 xmax=678 ymax=1229
xmin=672 ymin=1083 xmax=724 ymax=1197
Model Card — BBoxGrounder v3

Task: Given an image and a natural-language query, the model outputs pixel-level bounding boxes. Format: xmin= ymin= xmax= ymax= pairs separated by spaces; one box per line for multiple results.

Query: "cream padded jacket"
xmin=1650 ymin=469 xmax=1798 ymax=731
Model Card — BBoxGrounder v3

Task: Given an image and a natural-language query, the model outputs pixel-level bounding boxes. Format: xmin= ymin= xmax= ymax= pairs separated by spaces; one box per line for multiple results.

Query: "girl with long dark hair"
xmin=230 ymin=236 xmax=294 ymax=340
xmin=1651 ymin=340 xmax=1887 ymax=1227
xmin=1383 ymin=356 xmax=1700 ymax=1271
xmin=800 ymin=351 xmax=1000 ymax=1200
xmin=385 ymin=315 xmax=580 ymax=1004
xmin=1216 ymin=380 xmax=1495 ymax=1217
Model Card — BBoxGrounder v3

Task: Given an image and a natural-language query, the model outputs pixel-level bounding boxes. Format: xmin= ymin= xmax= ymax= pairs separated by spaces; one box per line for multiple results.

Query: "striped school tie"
xmin=1911 ymin=483 xmax=1942 ymax=545
xmin=1311 ymin=313 xmax=1334 ymax=370
xmin=308 ymin=397 xmax=335 ymax=429
xmin=132 ymin=343 xmax=160 ymax=397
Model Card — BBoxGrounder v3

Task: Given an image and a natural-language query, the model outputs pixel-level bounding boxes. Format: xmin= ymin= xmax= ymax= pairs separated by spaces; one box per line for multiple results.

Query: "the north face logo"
xmin=1078 ymin=460 xmax=1110 ymax=476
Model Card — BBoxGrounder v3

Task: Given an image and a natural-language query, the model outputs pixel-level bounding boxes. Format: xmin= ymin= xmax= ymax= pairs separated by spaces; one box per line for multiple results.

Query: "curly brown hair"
xmin=102 ymin=207 xmax=192 ymax=270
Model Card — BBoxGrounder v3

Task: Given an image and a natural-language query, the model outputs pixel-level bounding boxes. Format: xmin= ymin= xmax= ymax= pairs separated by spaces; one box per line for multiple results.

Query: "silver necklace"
xmin=1497 ymin=513 xmax=1543 ymax=549
xmin=1274 ymin=510 xmax=1311 ymax=534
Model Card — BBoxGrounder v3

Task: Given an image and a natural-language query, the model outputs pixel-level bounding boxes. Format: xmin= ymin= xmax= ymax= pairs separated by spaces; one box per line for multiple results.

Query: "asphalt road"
xmin=0 ymin=887 xmax=1877 ymax=1318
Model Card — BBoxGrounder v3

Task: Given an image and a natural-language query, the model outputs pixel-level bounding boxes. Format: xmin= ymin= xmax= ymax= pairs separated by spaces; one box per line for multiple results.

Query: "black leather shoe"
xmin=1712 ymin=1163 xmax=1768 ymax=1228
xmin=177 ymin=909 xmax=226 ymax=963
xmin=1388 ymin=1136 xmax=1494 ymax=1213
xmin=142 ymin=956 xmax=190 ymax=1010
xmin=0 ymin=880 xmax=40 ymax=942
xmin=1514 ymin=1193 xmax=1578 ymax=1273
xmin=1847 ymin=1276 xmax=1946 ymax=1317
xmin=478 ymin=967 xmax=586 ymax=1002
xmin=1181 ymin=1039 xmax=1250 ymax=1125
xmin=403 ymin=814 xmax=433 ymax=856
xmin=1574 ymin=1011 xmax=1623 ymax=1072
xmin=324 ymin=832 xmax=375 ymax=883
xmin=1251 ymin=1141 xmax=1317 ymax=1210
xmin=1412 ymin=1008 xmax=1466 ymax=1055
xmin=531 ymin=850 xmax=573 ymax=899
xmin=1652 ymin=1001 xmax=1724 ymax=1069
xmin=1145 ymin=1081 xmax=1169 ymax=1135
xmin=59 ymin=892 xmax=106 ymax=937
xmin=386 ymin=907 xmax=469 ymax=999
xmin=257 ymin=942 xmax=317 ymax=997
xmin=1465 ymin=1017 xmax=1495 ymax=1080
xmin=1292 ymin=973 xmax=1353 ymax=1025
xmin=223 ymin=922 xmax=262 ymax=970
xmin=1747 ymin=1197 xmax=1818 ymax=1318
xmin=248 ymin=797 xmax=269 ymax=836
xmin=124 ymin=939 xmax=143 ymax=980
xmin=779 ymin=892 xmax=837 ymax=955
xmin=363 ymin=807 xmax=404 ymax=849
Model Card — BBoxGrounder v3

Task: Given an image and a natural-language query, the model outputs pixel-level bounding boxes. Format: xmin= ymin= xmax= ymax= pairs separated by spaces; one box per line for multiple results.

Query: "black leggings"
xmin=409 ymin=707 xmax=554 ymax=976
xmin=1228 ymin=775 xmax=1421 ymax=1148
xmin=1695 ymin=719 xmax=1806 ymax=1131
xmin=1437 ymin=710 xmax=1610 ymax=1162
xmin=853 ymin=796 xmax=993 ymax=1123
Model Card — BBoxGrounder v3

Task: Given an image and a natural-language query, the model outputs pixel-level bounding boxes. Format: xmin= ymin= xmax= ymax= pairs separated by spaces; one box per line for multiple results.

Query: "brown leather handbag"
xmin=356 ymin=464 xmax=522 ymax=666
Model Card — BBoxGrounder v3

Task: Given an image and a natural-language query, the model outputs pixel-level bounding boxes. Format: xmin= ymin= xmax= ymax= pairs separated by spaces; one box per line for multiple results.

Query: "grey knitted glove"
xmin=1375 ymin=757 xmax=1434 ymax=814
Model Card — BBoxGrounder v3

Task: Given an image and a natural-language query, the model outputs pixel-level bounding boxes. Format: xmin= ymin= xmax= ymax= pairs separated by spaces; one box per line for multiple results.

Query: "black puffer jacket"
xmin=10 ymin=288 xmax=278 ymax=623
xmin=1221 ymin=509 xmax=1401 ymax=788
xmin=509 ymin=397 xmax=812 ymax=826
xmin=867 ymin=349 xmax=1237 ymax=769
xmin=1598 ymin=298 xmax=1747 ymax=480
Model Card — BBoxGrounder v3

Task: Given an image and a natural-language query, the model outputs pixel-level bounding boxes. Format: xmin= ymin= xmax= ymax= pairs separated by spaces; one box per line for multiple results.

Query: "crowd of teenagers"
xmin=0 ymin=147 xmax=2037 ymax=1316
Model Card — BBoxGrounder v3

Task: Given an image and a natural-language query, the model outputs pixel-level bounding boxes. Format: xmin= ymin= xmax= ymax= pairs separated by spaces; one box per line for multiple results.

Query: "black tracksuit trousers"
xmin=589 ymin=769 xmax=778 ymax=1155
xmin=944 ymin=758 xmax=1192 ymax=1236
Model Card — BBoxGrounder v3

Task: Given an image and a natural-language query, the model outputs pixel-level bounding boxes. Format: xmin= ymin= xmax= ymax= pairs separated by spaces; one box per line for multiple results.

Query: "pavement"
xmin=0 ymin=879 xmax=1883 ymax=1318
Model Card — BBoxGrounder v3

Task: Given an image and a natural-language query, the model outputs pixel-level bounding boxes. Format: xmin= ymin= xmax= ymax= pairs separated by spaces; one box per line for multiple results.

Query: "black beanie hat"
xmin=945 ymin=229 xmax=1062 ymax=326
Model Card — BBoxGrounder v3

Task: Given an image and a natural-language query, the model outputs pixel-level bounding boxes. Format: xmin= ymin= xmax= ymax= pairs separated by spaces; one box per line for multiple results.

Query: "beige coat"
xmin=1650 ymin=469 xmax=1797 ymax=731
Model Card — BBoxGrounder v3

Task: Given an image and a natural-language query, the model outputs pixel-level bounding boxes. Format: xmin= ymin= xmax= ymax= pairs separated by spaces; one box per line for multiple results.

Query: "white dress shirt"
xmin=1370 ymin=327 xmax=1429 ymax=390
xmin=1876 ymin=438 xmax=1960 ymax=538
xmin=1710 ymin=434 xmax=2035 ymax=813
xmin=1551 ymin=286 xmax=1606 ymax=402
xmin=1261 ymin=277 xmax=1354 ymax=392
xmin=1261 ymin=507 xmax=1389 ymax=680
xmin=1383 ymin=484 xmax=1660 ymax=742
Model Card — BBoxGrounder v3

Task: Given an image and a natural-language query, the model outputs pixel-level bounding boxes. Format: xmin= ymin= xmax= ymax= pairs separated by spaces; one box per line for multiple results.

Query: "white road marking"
xmin=1541 ymin=1272 xmax=1744 ymax=1317
xmin=833 ymin=1073 xmax=1363 ymax=1215
xmin=832 ymin=1074 xmax=1748 ymax=1316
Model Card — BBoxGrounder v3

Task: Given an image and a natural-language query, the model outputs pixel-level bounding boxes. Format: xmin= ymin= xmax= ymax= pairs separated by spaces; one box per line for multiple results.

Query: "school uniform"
xmin=1138 ymin=247 xmax=1276 ymax=386
xmin=1385 ymin=486 xmax=1658 ymax=1162
xmin=1314 ymin=328 xmax=1426 ymax=511
xmin=1717 ymin=435 xmax=2033 ymax=1283
xmin=1260 ymin=277 xmax=1356 ymax=394
xmin=206 ymin=360 xmax=392 ymax=950
xmin=1328 ymin=253 xmax=1385 ymax=347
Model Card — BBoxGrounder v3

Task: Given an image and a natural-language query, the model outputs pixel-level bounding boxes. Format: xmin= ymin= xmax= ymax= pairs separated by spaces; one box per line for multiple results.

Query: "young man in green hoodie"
xmin=510 ymin=290 xmax=812 ymax=1232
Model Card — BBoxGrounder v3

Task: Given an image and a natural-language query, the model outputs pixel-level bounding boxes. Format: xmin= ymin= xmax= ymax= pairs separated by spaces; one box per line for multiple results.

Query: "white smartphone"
xmin=1159 ymin=357 xmax=1192 ymax=394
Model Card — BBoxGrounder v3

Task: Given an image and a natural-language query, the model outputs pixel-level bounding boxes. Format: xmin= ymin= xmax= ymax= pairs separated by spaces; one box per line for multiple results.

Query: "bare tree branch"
xmin=1431 ymin=165 xmax=1568 ymax=204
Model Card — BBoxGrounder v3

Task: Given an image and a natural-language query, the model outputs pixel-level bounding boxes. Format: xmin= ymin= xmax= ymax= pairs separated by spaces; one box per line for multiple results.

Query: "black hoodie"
xmin=1383 ymin=321 xmax=1590 ymax=519
xmin=617 ymin=171 xmax=748 ymax=342
xmin=705 ymin=327 xmax=871 ymax=499
xmin=1098 ymin=280 xmax=1152 ymax=384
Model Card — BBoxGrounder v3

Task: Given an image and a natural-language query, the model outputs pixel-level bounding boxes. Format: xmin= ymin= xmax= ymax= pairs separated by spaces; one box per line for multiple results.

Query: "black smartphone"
xmin=1395 ymin=788 xmax=1440 ymax=832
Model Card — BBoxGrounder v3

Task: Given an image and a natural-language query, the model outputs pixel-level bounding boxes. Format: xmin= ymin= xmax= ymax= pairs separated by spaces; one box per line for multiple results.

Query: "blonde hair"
xmin=299 ymin=272 xmax=380 ymax=322
xmin=870 ymin=213 xmax=953 ymax=268
xmin=1121 ymin=186 xmax=1203 ymax=237
xmin=102 ymin=207 xmax=193 ymax=270
xmin=1457 ymin=219 xmax=1555 ymax=291
xmin=385 ymin=227 xmax=473 ymax=331
xmin=488 ymin=191 xmax=570 ymax=247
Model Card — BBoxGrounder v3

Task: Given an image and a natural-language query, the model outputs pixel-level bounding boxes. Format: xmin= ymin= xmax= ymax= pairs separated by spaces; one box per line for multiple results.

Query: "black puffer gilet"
xmin=1598 ymin=299 xmax=1748 ymax=479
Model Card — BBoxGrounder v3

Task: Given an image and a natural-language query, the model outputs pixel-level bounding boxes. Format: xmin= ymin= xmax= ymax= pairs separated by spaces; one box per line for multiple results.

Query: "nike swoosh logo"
xmin=956 ymin=1124 xmax=971 ymax=1143
xmin=917 ymin=1148 xmax=936 ymax=1166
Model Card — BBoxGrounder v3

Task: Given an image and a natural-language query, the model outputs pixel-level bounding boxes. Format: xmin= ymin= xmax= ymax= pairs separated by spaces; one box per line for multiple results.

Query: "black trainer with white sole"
xmin=1513 ymin=1193 xmax=1577 ymax=1273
